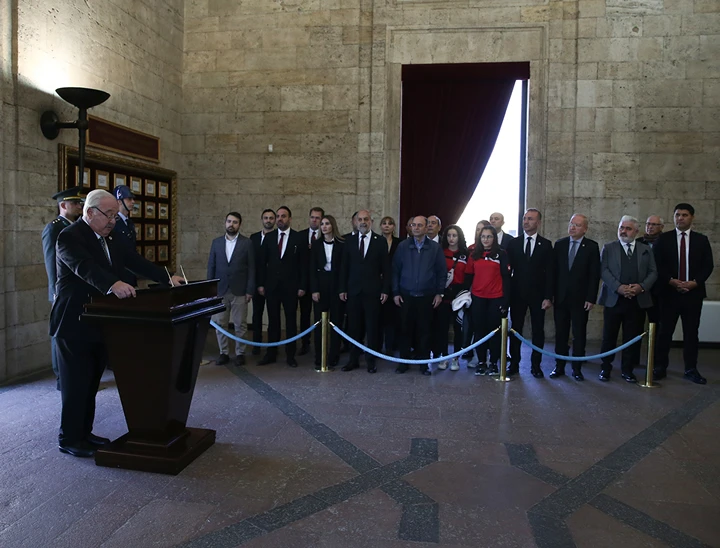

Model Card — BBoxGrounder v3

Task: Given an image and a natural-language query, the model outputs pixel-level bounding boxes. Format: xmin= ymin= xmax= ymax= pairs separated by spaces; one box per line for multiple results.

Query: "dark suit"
xmin=42 ymin=215 xmax=71 ymax=382
xmin=310 ymin=238 xmax=345 ymax=365
xmin=381 ymin=236 xmax=401 ymax=351
xmin=250 ymin=231 xmax=267 ymax=348
xmin=257 ymin=229 xmax=308 ymax=360
xmin=111 ymin=214 xmax=138 ymax=286
xmin=50 ymin=220 xmax=168 ymax=445
xmin=598 ymin=240 xmax=657 ymax=375
xmin=498 ymin=231 xmax=514 ymax=251
xmin=339 ymin=231 xmax=390 ymax=368
xmin=297 ymin=228 xmax=319 ymax=351
xmin=552 ymin=236 xmax=600 ymax=372
xmin=207 ymin=233 xmax=255 ymax=356
xmin=653 ymin=229 xmax=714 ymax=374
xmin=507 ymin=233 xmax=555 ymax=373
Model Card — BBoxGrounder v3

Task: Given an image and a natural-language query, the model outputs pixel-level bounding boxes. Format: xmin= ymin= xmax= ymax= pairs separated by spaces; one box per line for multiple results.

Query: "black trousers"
xmin=313 ymin=271 xmax=344 ymax=364
xmin=347 ymin=293 xmax=381 ymax=367
xmin=55 ymin=337 xmax=106 ymax=444
xmin=510 ymin=296 xmax=546 ymax=369
xmin=472 ymin=296 xmax=503 ymax=364
xmin=299 ymin=291 xmax=313 ymax=348
xmin=381 ymin=298 xmax=398 ymax=352
xmin=266 ymin=285 xmax=299 ymax=358
xmin=399 ymin=295 xmax=433 ymax=364
xmin=433 ymin=300 xmax=463 ymax=358
xmin=553 ymin=299 xmax=590 ymax=370
xmin=600 ymin=297 xmax=645 ymax=374
xmin=251 ymin=292 xmax=266 ymax=343
xmin=51 ymin=336 xmax=59 ymax=380
xmin=655 ymin=293 xmax=703 ymax=373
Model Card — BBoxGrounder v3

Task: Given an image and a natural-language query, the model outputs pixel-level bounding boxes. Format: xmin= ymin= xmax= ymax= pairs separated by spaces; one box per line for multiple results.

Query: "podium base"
xmin=95 ymin=427 xmax=216 ymax=475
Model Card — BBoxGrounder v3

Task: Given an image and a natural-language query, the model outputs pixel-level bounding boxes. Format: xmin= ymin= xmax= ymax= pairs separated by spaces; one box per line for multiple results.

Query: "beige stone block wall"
xmin=0 ymin=0 xmax=184 ymax=383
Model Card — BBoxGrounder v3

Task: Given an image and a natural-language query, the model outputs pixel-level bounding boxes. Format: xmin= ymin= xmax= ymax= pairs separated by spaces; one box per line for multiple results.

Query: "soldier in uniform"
xmin=111 ymin=185 xmax=138 ymax=285
xmin=42 ymin=187 xmax=87 ymax=389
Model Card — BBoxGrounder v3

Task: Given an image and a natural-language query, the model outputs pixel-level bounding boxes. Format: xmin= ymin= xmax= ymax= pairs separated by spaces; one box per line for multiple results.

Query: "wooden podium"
xmin=83 ymin=280 xmax=224 ymax=475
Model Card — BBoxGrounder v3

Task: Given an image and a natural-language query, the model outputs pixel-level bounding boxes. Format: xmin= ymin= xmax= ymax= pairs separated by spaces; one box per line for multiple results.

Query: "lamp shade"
xmin=55 ymin=87 xmax=110 ymax=109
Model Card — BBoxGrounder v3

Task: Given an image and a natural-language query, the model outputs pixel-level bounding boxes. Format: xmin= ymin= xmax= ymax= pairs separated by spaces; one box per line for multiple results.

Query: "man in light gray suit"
xmin=207 ymin=211 xmax=255 ymax=366
xmin=598 ymin=215 xmax=657 ymax=383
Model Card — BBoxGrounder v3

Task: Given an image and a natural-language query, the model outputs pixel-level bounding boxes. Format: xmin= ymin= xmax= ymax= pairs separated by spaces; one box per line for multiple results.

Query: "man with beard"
xmin=597 ymin=216 xmax=657 ymax=383
xmin=297 ymin=207 xmax=325 ymax=356
xmin=257 ymin=206 xmax=308 ymax=367
xmin=249 ymin=209 xmax=276 ymax=354
xmin=42 ymin=186 xmax=87 ymax=388
xmin=207 ymin=211 xmax=255 ymax=366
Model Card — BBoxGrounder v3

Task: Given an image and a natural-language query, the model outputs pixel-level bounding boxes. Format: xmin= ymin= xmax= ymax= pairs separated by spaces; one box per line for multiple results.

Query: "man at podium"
xmin=49 ymin=189 xmax=184 ymax=458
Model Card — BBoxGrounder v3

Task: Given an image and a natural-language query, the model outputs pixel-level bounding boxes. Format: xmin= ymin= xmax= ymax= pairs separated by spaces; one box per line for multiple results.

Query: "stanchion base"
xmin=639 ymin=382 xmax=660 ymax=388
xmin=317 ymin=368 xmax=334 ymax=373
xmin=494 ymin=377 xmax=513 ymax=382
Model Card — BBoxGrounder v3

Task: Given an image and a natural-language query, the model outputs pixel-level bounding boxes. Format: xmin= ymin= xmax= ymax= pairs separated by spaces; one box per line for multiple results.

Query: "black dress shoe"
xmin=572 ymin=371 xmax=584 ymax=381
xmin=549 ymin=368 xmax=565 ymax=379
xmin=653 ymin=369 xmax=667 ymax=381
xmin=684 ymin=369 xmax=707 ymax=385
xmin=367 ymin=366 xmax=377 ymax=374
xmin=251 ymin=346 xmax=261 ymax=356
xmin=621 ymin=372 xmax=638 ymax=383
xmin=87 ymin=434 xmax=110 ymax=446
xmin=216 ymin=354 xmax=230 ymax=365
xmin=395 ymin=365 xmax=408 ymax=374
xmin=287 ymin=358 xmax=298 ymax=368
xmin=234 ymin=355 xmax=246 ymax=366
xmin=59 ymin=441 xmax=96 ymax=458
xmin=531 ymin=368 xmax=544 ymax=379
xmin=258 ymin=355 xmax=276 ymax=365
xmin=342 ymin=363 xmax=359 ymax=371
xmin=298 ymin=344 xmax=310 ymax=356
xmin=598 ymin=371 xmax=611 ymax=382
xmin=506 ymin=365 xmax=518 ymax=377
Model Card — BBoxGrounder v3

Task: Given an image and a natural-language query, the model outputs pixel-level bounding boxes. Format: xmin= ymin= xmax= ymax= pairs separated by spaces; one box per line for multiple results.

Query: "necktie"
xmin=679 ymin=232 xmax=687 ymax=281
xmin=359 ymin=234 xmax=366 ymax=257
xmin=99 ymin=237 xmax=112 ymax=264
xmin=525 ymin=236 xmax=532 ymax=260
xmin=568 ymin=240 xmax=578 ymax=269
xmin=311 ymin=231 xmax=316 ymax=245
xmin=278 ymin=232 xmax=285 ymax=257
xmin=626 ymin=243 xmax=633 ymax=259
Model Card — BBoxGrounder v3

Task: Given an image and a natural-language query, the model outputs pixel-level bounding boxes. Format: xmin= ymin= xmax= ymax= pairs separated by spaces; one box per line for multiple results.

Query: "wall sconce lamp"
xmin=40 ymin=87 xmax=111 ymax=184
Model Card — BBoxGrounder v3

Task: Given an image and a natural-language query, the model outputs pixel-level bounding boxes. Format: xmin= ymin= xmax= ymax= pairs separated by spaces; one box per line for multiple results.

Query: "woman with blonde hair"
xmin=379 ymin=216 xmax=400 ymax=353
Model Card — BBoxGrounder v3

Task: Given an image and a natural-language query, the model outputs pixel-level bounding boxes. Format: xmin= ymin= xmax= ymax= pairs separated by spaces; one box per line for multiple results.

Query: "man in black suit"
xmin=42 ymin=187 xmax=86 ymax=388
xmin=507 ymin=208 xmax=554 ymax=377
xmin=653 ymin=203 xmax=714 ymax=385
xmin=297 ymin=207 xmax=325 ymax=356
xmin=489 ymin=212 xmax=515 ymax=250
xmin=50 ymin=189 xmax=183 ymax=458
xmin=339 ymin=210 xmax=390 ymax=373
xmin=207 ymin=211 xmax=255 ymax=367
xmin=111 ymin=185 xmax=139 ymax=286
xmin=257 ymin=206 xmax=308 ymax=367
xmin=249 ymin=209 xmax=275 ymax=355
xmin=550 ymin=214 xmax=600 ymax=381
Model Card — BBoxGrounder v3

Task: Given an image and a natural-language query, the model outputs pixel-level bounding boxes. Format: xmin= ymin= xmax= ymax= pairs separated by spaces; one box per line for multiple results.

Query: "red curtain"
xmin=399 ymin=62 xmax=530 ymax=230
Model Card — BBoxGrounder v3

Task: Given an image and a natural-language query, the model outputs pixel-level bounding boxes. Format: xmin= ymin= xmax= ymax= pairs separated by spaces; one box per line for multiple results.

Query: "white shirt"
xmin=523 ymin=232 xmax=537 ymax=256
xmin=278 ymin=230 xmax=289 ymax=258
xmin=225 ymin=234 xmax=238 ymax=262
xmin=308 ymin=229 xmax=318 ymax=247
xmin=323 ymin=240 xmax=333 ymax=271
xmin=675 ymin=228 xmax=691 ymax=280
xmin=431 ymin=235 xmax=440 ymax=243
xmin=358 ymin=232 xmax=369 ymax=258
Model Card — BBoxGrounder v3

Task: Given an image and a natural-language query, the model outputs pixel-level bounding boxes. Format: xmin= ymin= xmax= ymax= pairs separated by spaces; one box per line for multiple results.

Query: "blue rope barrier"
xmin=210 ymin=320 xmax=319 ymax=347
xmin=331 ymin=323 xmax=498 ymax=365
xmin=510 ymin=329 xmax=646 ymax=361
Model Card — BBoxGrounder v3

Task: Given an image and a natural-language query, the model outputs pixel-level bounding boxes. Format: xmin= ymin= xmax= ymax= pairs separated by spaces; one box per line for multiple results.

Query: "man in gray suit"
xmin=207 ymin=211 xmax=255 ymax=366
xmin=598 ymin=215 xmax=657 ymax=383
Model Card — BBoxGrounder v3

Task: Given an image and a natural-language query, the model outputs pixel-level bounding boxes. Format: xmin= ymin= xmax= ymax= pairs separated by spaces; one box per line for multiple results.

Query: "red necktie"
xmin=679 ymin=232 xmax=687 ymax=281
xmin=278 ymin=232 xmax=285 ymax=257
xmin=359 ymin=234 xmax=365 ymax=257
xmin=311 ymin=231 xmax=316 ymax=247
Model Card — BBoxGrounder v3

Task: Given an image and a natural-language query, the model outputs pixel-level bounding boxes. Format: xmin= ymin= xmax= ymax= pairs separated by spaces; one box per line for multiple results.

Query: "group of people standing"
xmin=208 ymin=203 xmax=714 ymax=386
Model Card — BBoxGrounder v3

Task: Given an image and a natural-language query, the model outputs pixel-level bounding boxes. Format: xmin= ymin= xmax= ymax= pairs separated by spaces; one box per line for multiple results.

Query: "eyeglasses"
xmin=479 ymin=235 xmax=494 ymax=240
xmin=568 ymin=223 xmax=585 ymax=228
xmin=92 ymin=206 xmax=116 ymax=220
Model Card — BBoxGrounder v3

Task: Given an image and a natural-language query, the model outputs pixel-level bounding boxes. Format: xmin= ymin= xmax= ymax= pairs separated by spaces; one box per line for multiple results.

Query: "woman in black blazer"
xmin=380 ymin=216 xmax=401 ymax=352
xmin=310 ymin=215 xmax=345 ymax=369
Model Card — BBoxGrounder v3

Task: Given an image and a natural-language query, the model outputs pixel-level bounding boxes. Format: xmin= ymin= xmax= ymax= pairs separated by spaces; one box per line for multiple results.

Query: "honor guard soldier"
xmin=42 ymin=186 xmax=87 ymax=389
xmin=111 ymin=185 xmax=139 ymax=285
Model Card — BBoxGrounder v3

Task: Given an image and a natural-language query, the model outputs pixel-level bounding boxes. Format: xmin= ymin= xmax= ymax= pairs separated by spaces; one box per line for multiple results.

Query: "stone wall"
xmin=0 ymin=0 xmax=184 ymax=382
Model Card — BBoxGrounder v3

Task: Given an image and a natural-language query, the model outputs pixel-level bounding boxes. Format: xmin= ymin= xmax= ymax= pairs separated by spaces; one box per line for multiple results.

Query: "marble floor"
xmin=0 ymin=342 xmax=718 ymax=548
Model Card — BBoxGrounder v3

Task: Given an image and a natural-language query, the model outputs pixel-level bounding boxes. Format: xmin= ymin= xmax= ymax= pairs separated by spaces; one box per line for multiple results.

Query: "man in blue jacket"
xmin=392 ymin=216 xmax=447 ymax=375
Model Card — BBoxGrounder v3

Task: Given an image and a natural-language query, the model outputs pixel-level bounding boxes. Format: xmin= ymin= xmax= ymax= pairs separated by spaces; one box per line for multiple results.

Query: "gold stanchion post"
xmin=320 ymin=312 xmax=330 ymax=373
xmin=495 ymin=318 xmax=512 ymax=382
xmin=640 ymin=323 xmax=658 ymax=388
